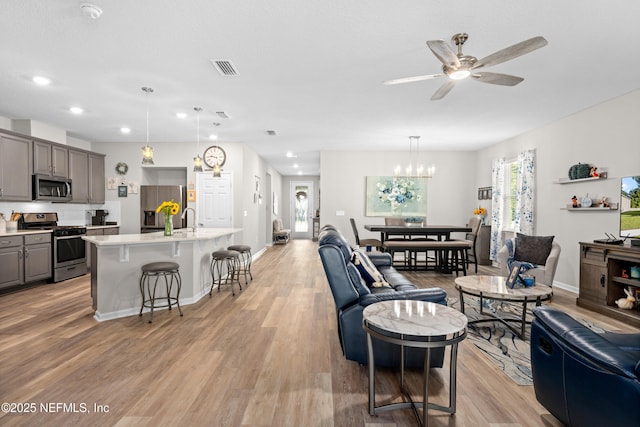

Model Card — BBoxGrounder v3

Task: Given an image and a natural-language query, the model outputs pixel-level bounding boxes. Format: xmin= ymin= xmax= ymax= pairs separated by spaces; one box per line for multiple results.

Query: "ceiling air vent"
xmin=266 ymin=130 xmax=277 ymax=136
xmin=211 ymin=59 xmax=239 ymax=76
xmin=216 ymin=111 xmax=230 ymax=119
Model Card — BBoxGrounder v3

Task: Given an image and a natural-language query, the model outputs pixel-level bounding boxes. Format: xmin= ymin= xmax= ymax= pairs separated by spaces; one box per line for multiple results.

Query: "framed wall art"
xmin=365 ymin=176 xmax=428 ymax=217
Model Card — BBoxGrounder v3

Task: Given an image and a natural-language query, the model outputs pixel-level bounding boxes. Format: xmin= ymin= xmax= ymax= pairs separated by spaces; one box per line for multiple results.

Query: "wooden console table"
xmin=578 ymin=242 xmax=640 ymax=328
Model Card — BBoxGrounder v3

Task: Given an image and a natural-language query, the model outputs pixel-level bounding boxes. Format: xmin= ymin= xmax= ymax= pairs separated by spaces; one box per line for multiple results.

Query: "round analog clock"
xmin=203 ymin=145 xmax=226 ymax=168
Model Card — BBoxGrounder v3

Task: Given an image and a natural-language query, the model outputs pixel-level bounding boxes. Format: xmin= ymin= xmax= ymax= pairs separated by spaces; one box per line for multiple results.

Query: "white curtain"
xmin=515 ymin=149 xmax=535 ymax=235
xmin=489 ymin=157 xmax=505 ymax=260
xmin=489 ymin=149 xmax=536 ymax=261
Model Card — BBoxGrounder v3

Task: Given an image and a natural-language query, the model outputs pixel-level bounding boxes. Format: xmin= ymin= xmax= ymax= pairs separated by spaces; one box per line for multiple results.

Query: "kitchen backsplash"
xmin=0 ymin=201 xmax=121 ymax=226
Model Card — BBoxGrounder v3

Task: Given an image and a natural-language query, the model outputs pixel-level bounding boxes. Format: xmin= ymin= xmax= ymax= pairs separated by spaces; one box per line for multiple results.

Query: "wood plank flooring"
xmin=0 ymin=239 xmax=637 ymax=426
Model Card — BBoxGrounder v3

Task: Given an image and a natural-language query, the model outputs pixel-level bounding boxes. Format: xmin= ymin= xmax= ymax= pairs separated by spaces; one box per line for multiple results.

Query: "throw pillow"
xmin=514 ymin=233 xmax=554 ymax=266
xmin=350 ymin=249 xmax=389 ymax=288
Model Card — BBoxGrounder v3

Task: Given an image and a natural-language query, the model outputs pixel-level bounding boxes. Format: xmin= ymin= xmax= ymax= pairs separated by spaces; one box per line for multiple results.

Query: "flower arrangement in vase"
xmin=473 ymin=207 xmax=487 ymax=225
xmin=156 ymin=200 xmax=180 ymax=236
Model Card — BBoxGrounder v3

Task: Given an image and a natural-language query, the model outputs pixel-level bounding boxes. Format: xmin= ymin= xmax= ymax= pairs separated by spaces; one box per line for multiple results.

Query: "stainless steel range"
xmin=19 ymin=213 xmax=87 ymax=282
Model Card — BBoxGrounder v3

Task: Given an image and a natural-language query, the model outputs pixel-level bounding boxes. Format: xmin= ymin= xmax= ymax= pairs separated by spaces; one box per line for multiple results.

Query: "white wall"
xmin=476 ymin=89 xmax=640 ymax=290
xmin=319 ymin=150 xmax=477 ymax=245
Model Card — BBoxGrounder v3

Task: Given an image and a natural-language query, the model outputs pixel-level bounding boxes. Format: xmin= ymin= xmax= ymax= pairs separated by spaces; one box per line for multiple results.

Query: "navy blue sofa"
xmin=531 ymin=306 xmax=640 ymax=427
xmin=318 ymin=225 xmax=448 ymax=368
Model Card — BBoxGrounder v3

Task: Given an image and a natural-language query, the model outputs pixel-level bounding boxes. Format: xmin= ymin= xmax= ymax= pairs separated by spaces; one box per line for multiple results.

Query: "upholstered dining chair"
xmin=349 ymin=218 xmax=382 ymax=249
xmin=463 ymin=216 xmax=482 ymax=273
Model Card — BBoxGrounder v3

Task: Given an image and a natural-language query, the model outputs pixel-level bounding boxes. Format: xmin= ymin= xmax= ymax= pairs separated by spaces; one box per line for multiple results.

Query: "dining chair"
xmin=349 ymin=218 xmax=382 ymax=249
xmin=462 ymin=216 xmax=482 ymax=273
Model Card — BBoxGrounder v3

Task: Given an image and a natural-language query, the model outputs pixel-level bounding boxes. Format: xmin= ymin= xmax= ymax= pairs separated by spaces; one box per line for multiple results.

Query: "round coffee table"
xmin=454 ymin=275 xmax=553 ymax=339
xmin=363 ymin=300 xmax=467 ymax=427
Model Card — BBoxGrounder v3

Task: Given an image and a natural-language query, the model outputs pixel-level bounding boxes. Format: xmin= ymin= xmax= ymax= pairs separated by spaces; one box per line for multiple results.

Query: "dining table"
xmin=364 ymin=224 xmax=472 ymax=243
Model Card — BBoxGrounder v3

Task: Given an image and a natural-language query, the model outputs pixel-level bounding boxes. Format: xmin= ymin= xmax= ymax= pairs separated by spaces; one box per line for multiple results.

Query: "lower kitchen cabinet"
xmin=0 ymin=233 xmax=51 ymax=289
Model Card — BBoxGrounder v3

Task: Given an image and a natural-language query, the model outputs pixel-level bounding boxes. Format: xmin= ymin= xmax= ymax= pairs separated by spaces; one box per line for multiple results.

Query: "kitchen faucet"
xmin=181 ymin=207 xmax=197 ymax=231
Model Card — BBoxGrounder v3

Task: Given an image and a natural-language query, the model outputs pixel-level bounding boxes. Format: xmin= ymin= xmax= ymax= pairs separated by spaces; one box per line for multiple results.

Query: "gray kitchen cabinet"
xmin=23 ymin=233 xmax=52 ymax=283
xmin=0 ymin=236 xmax=24 ymax=289
xmin=34 ymin=140 xmax=68 ymax=178
xmin=88 ymin=153 xmax=105 ymax=204
xmin=69 ymin=149 xmax=89 ymax=203
xmin=0 ymin=233 xmax=51 ymax=289
xmin=0 ymin=132 xmax=32 ymax=201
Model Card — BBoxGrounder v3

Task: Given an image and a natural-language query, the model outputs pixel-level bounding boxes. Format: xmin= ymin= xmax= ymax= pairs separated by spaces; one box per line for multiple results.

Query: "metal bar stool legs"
xmin=210 ymin=249 xmax=242 ymax=296
xmin=227 ymin=244 xmax=252 ymax=285
xmin=139 ymin=262 xmax=183 ymax=323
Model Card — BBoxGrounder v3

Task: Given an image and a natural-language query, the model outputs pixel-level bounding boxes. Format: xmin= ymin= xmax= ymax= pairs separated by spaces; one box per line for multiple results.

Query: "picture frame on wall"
xmin=118 ymin=185 xmax=128 ymax=197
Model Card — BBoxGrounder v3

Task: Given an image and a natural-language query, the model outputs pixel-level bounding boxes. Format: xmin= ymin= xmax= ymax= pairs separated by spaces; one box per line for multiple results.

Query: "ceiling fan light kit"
xmin=385 ymin=32 xmax=548 ymax=100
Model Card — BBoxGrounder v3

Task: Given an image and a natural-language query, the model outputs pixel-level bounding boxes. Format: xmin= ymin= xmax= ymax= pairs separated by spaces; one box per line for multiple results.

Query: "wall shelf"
xmin=555 ymin=172 xmax=608 ymax=184
xmin=561 ymin=203 xmax=618 ymax=211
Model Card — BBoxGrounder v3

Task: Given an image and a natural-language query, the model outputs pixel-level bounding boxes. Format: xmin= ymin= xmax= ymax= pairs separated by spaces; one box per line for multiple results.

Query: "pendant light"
xmin=394 ymin=136 xmax=434 ymax=177
xmin=193 ymin=107 xmax=203 ymax=172
xmin=141 ymin=87 xmax=154 ymax=165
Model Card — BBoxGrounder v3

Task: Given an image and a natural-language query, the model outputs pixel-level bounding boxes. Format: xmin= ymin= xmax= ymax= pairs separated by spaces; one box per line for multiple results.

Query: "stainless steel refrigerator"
xmin=140 ymin=185 xmax=187 ymax=233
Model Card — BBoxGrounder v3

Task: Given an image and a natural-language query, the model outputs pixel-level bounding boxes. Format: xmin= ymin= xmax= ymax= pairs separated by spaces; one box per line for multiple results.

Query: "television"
xmin=620 ymin=176 xmax=640 ymax=243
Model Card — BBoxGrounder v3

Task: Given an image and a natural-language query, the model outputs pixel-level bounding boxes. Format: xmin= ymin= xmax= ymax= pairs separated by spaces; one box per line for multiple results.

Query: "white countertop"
xmin=83 ymin=227 xmax=242 ymax=246
xmin=0 ymin=229 xmax=52 ymax=236
xmin=85 ymin=225 xmax=119 ymax=230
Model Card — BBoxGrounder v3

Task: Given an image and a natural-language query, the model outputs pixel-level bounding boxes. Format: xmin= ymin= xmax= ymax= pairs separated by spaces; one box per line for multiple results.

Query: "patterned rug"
xmin=447 ymin=296 xmax=605 ymax=386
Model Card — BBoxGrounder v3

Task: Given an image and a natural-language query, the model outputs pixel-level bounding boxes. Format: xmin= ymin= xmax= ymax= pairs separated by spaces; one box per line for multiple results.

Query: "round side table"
xmin=363 ymin=300 xmax=467 ymax=427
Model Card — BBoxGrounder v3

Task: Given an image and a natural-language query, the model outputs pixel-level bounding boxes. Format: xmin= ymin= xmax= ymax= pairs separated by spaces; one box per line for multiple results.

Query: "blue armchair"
xmin=531 ymin=306 xmax=640 ymax=427
xmin=318 ymin=225 xmax=448 ymax=368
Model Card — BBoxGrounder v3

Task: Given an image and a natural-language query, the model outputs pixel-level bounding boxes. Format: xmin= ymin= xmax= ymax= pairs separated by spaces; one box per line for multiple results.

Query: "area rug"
xmin=447 ymin=296 xmax=607 ymax=386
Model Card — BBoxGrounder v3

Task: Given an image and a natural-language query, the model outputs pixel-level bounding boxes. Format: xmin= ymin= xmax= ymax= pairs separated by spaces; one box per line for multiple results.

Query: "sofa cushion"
xmin=515 ymin=233 xmax=554 ymax=266
xmin=351 ymin=249 xmax=389 ymax=288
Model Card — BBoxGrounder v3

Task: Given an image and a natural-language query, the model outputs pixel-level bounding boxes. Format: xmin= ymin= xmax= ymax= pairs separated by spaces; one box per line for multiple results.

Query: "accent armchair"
xmin=498 ymin=236 xmax=560 ymax=286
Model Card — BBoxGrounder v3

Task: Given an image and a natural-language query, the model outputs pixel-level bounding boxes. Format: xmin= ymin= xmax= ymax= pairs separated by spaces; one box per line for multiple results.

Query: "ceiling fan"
xmin=384 ymin=33 xmax=548 ymax=100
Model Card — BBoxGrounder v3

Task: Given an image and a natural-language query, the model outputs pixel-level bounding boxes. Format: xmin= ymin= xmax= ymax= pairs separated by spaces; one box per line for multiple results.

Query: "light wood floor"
xmin=0 ymin=240 xmax=637 ymax=426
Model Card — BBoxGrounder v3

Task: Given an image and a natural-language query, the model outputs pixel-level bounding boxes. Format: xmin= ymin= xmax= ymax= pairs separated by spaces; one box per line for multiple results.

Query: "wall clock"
xmin=203 ymin=145 xmax=226 ymax=168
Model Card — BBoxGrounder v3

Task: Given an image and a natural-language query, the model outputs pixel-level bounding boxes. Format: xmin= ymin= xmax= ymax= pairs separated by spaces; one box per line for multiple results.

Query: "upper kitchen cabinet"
xmin=33 ymin=140 xmax=68 ymax=178
xmin=88 ymin=153 xmax=105 ymax=204
xmin=69 ymin=149 xmax=89 ymax=203
xmin=0 ymin=132 xmax=32 ymax=201
xmin=69 ymin=149 xmax=105 ymax=204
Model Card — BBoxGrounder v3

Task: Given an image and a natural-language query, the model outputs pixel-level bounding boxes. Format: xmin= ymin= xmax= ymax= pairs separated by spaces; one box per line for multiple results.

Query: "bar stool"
xmin=139 ymin=261 xmax=183 ymax=323
xmin=210 ymin=249 xmax=242 ymax=296
xmin=227 ymin=244 xmax=252 ymax=284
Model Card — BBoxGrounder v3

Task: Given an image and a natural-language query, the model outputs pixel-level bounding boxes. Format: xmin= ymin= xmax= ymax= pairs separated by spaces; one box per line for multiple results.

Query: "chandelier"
xmin=394 ymin=136 xmax=434 ymax=178
xmin=193 ymin=107 xmax=203 ymax=172
xmin=141 ymin=87 xmax=154 ymax=165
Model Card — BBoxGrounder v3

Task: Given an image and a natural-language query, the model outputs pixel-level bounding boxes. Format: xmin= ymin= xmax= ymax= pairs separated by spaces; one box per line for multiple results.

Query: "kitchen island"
xmin=83 ymin=228 xmax=242 ymax=321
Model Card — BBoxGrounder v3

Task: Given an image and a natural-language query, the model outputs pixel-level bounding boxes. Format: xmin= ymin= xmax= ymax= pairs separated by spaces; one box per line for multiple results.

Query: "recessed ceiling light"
xmin=286 ymin=151 xmax=296 ymax=158
xmin=209 ymin=134 xmax=218 ymax=140
xmin=120 ymin=127 xmax=131 ymax=134
xmin=69 ymin=106 xmax=84 ymax=114
xmin=80 ymin=3 xmax=103 ymax=19
xmin=176 ymin=112 xmax=187 ymax=119
xmin=297 ymin=171 xmax=302 ymax=175
xmin=33 ymin=76 xmax=51 ymax=86
xmin=293 ymin=164 xmax=299 ymax=168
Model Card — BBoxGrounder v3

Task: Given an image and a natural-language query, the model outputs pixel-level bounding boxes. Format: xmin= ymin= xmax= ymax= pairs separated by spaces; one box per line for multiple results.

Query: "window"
xmin=503 ymin=160 xmax=518 ymax=231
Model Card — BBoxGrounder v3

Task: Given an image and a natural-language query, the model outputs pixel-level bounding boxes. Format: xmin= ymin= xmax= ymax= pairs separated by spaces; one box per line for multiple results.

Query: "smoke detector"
xmin=81 ymin=3 xmax=103 ymax=19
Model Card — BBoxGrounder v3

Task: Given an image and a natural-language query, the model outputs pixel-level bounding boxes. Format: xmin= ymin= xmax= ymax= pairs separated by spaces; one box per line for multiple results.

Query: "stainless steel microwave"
xmin=32 ymin=174 xmax=72 ymax=201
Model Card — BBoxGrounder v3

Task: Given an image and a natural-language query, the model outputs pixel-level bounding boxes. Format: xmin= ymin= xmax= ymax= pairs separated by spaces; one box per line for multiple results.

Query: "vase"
xmin=476 ymin=214 xmax=486 ymax=225
xmin=390 ymin=204 xmax=403 ymax=216
xmin=164 ymin=215 xmax=173 ymax=236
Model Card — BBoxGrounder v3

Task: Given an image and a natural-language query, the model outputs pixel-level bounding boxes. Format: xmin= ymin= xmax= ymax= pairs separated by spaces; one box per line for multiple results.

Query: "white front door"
xmin=196 ymin=172 xmax=233 ymax=228
xmin=290 ymin=181 xmax=313 ymax=239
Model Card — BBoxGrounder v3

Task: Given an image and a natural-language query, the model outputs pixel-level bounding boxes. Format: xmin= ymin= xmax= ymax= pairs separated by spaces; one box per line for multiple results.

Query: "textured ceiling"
xmin=1 ymin=1 xmax=638 ymax=175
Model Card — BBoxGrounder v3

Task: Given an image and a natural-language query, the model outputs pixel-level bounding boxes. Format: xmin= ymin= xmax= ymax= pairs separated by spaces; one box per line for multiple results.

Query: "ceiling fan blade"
xmin=426 ymin=40 xmax=460 ymax=68
xmin=383 ymin=74 xmax=444 ymax=85
xmin=472 ymin=36 xmax=548 ymax=69
xmin=431 ymin=80 xmax=456 ymax=101
xmin=471 ymin=72 xmax=524 ymax=86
